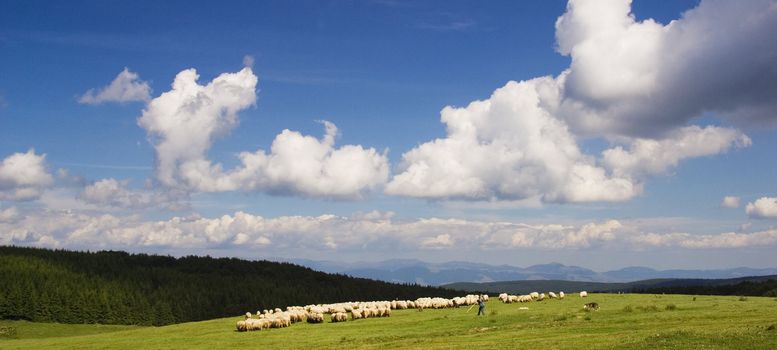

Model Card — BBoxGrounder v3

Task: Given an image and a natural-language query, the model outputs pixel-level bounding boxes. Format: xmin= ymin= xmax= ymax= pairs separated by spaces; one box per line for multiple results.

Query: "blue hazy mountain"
xmin=277 ymin=258 xmax=777 ymax=286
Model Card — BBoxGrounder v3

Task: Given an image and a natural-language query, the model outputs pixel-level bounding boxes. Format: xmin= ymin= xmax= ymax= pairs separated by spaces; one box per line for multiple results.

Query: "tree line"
xmin=0 ymin=246 xmax=461 ymax=326
xmin=630 ymin=278 xmax=777 ymax=297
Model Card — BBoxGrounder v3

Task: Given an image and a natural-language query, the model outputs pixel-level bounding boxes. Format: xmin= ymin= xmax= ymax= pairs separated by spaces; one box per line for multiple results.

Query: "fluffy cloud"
xmin=3 ymin=209 xmax=777 ymax=253
xmin=79 ymin=178 xmax=186 ymax=210
xmin=556 ymin=0 xmax=777 ymax=137
xmin=388 ymin=0 xmax=766 ymax=203
xmin=79 ymin=68 xmax=151 ymax=105
xmin=139 ymin=67 xmax=388 ymax=199
xmin=0 ymin=150 xmax=54 ymax=201
xmin=721 ymin=196 xmax=741 ymax=209
xmin=386 ymin=78 xmax=637 ymax=203
xmin=602 ymin=126 xmax=751 ymax=179
xmin=746 ymin=197 xmax=777 ymax=219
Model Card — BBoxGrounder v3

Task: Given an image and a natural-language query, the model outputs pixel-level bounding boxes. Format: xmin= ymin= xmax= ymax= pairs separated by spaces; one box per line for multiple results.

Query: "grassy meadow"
xmin=2 ymin=293 xmax=776 ymax=349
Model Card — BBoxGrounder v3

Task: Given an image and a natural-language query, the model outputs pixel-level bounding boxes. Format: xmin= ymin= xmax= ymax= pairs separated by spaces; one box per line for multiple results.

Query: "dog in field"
xmin=583 ymin=302 xmax=599 ymax=310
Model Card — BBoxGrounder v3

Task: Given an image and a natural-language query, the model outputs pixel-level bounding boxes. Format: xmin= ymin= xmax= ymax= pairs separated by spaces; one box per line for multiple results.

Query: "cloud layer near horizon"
xmin=2 ymin=208 xmax=776 ymax=253
xmin=0 ymin=150 xmax=53 ymax=201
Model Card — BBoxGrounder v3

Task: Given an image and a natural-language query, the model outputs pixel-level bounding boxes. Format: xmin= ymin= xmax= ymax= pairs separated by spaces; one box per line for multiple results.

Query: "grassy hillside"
xmin=1 ymin=294 xmax=776 ymax=349
xmin=0 ymin=246 xmax=460 ymax=326
xmin=445 ymin=275 xmax=777 ymax=296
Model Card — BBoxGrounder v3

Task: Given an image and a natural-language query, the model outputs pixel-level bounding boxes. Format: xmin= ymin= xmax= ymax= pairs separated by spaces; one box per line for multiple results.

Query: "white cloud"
xmin=0 ymin=150 xmax=54 ymax=201
xmin=386 ymin=78 xmax=637 ymax=203
xmin=721 ymin=196 xmax=741 ymax=209
xmin=79 ymin=178 xmax=186 ymax=210
xmin=139 ymin=67 xmax=389 ymax=199
xmin=3 ymin=209 xmax=776 ymax=253
xmin=556 ymin=0 xmax=777 ymax=137
xmin=387 ymin=0 xmax=765 ymax=203
xmin=746 ymin=197 xmax=777 ymax=219
xmin=79 ymin=67 xmax=151 ymax=105
xmin=0 ymin=206 xmax=19 ymax=222
xmin=602 ymin=125 xmax=751 ymax=179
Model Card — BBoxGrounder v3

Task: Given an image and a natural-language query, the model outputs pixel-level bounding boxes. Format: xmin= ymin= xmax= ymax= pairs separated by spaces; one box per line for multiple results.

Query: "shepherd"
xmin=477 ymin=295 xmax=486 ymax=316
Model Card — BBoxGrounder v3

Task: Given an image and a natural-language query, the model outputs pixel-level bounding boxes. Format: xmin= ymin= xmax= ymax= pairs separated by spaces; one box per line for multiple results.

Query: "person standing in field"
xmin=477 ymin=295 xmax=486 ymax=316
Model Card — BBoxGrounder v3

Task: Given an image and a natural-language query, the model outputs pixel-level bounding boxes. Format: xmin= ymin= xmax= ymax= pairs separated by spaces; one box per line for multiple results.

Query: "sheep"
xmin=351 ymin=309 xmax=363 ymax=320
xmin=538 ymin=293 xmax=546 ymax=301
xmin=559 ymin=291 xmax=565 ymax=299
xmin=499 ymin=293 xmax=509 ymax=303
xmin=530 ymin=292 xmax=540 ymax=299
xmin=580 ymin=291 xmax=588 ymax=298
xmin=306 ymin=312 xmax=324 ymax=323
xmin=245 ymin=312 xmax=252 ymax=319
xmin=508 ymin=295 xmax=519 ymax=303
xmin=481 ymin=294 xmax=489 ymax=301
xmin=236 ymin=320 xmax=247 ymax=332
xmin=548 ymin=292 xmax=557 ymax=299
xmin=519 ymin=295 xmax=533 ymax=303
xmin=331 ymin=312 xmax=347 ymax=323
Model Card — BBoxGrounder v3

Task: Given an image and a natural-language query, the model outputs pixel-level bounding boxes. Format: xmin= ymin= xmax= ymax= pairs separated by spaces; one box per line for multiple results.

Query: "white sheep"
xmin=499 ymin=293 xmax=509 ymax=303
xmin=530 ymin=292 xmax=540 ymax=299
xmin=306 ymin=312 xmax=324 ymax=323
xmin=331 ymin=312 xmax=347 ymax=322
xmin=351 ymin=309 xmax=363 ymax=320
xmin=559 ymin=291 xmax=565 ymax=299
xmin=548 ymin=292 xmax=557 ymax=299
xmin=580 ymin=291 xmax=588 ymax=298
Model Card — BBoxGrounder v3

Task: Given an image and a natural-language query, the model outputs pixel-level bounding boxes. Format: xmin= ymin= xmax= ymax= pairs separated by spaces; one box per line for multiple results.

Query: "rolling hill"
xmin=0 ymin=246 xmax=461 ymax=326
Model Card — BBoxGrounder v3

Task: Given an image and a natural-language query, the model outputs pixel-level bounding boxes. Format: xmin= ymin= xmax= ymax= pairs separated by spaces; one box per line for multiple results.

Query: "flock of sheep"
xmin=236 ymin=291 xmax=590 ymax=332
xmin=497 ymin=290 xmax=587 ymax=303
xmin=236 ymin=294 xmax=486 ymax=332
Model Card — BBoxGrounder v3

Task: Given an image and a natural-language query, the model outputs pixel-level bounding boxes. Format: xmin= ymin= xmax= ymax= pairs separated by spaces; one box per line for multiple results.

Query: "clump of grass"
xmin=490 ymin=310 xmax=498 ymax=316
xmin=584 ymin=315 xmax=591 ymax=321
xmin=692 ymin=297 xmax=697 ymax=301
xmin=553 ymin=314 xmax=568 ymax=322
xmin=665 ymin=304 xmax=677 ymax=311
xmin=637 ymin=305 xmax=660 ymax=312
xmin=738 ymin=296 xmax=748 ymax=302
xmin=622 ymin=305 xmax=633 ymax=312
xmin=766 ymin=324 xmax=775 ymax=331
xmin=0 ymin=326 xmax=17 ymax=338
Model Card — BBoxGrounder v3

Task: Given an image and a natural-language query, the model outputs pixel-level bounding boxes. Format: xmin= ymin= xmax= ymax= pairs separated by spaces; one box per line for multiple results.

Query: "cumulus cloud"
xmin=79 ymin=178 xmax=187 ymax=210
xmin=721 ymin=196 xmax=741 ymax=209
xmin=556 ymin=0 xmax=777 ymax=137
xmin=3 ymin=209 xmax=777 ymax=253
xmin=139 ymin=67 xmax=388 ymax=199
xmin=0 ymin=206 xmax=19 ymax=222
xmin=602 ymin=126 xmax=751 ymax=179
xmin=79 ymin=67 xmax=151 ymax=105
xmin=386 ymin=78 xmax=637 ymax=203
xmin=0 ymin=150 xmax=54 ymax=201
xmin=388 ymin=0 xmax=766 ymax=203
xmin=746 ymin=197 xmax=777 ymax=219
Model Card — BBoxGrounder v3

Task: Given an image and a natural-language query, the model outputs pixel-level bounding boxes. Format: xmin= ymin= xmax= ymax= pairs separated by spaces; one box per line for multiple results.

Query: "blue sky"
xmin=1 ymin=0 xmax=776 ymax=270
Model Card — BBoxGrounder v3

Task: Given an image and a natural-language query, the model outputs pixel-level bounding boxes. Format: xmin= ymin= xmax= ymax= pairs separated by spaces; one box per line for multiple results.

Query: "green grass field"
xmin=2 ymin=294 xmax=776 ymax=349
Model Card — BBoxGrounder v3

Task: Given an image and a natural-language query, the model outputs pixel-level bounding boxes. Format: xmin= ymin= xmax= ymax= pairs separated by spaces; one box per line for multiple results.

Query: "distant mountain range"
xmin=279 ymin=258 xmax=777 ymax=286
